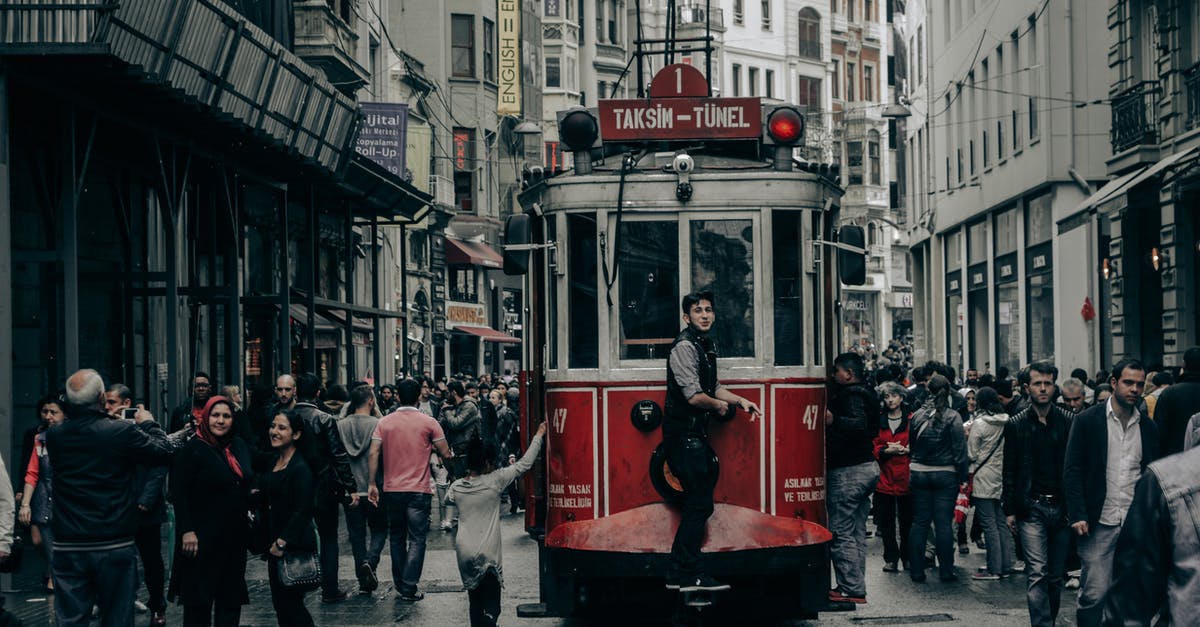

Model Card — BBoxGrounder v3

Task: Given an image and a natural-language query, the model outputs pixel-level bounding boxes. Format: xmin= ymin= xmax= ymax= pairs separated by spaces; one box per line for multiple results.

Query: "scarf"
xmin=197 ymin=396 xmax=244 ymax=479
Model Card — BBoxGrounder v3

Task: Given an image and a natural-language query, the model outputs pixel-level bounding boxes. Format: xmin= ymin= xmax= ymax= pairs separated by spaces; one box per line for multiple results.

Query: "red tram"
xmin=506 ymin=64 xmax=866 ymax=621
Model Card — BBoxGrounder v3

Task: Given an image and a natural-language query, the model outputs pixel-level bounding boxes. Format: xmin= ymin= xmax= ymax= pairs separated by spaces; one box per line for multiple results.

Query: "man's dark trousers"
xmin=666 ymin=436 xmax=717 ymax=576
xmin=53 ymin=545 xmax=139 ymax=627
xmin=315 ymin=491 xmax=342 ymax=597
xmin=133 ymin=522 xmax=166 ymax=613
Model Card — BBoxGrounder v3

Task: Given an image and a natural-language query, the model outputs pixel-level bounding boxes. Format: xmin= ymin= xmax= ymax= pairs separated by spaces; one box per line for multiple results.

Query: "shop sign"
xmin=356 ymin=103 xmax=408 ymax=176
xmin=843 ymin=294 xmax=869 ymax=311
xmin=446 ymin=301 xmax=487 ymax=329
xmin=497 ymin=0 xmax=521 ymax=116
xmin=891 ymin=292 xmax=913 ymax=308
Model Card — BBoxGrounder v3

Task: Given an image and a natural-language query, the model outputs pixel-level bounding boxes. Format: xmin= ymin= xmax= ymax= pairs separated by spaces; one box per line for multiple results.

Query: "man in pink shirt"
xmin=368 ymin=378 xmax=452 ymax=602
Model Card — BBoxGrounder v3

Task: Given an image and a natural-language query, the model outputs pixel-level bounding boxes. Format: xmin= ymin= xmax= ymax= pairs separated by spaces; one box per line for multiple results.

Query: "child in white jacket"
xmin=446 ymin=421 xmax=546 ymax=627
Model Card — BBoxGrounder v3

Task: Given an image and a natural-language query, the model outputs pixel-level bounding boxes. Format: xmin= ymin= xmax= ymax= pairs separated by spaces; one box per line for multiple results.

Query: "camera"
xmin=671 ymin=153 xmax=694 ymax=173
xmin=121 ymin=407 xmax=137 ymax=421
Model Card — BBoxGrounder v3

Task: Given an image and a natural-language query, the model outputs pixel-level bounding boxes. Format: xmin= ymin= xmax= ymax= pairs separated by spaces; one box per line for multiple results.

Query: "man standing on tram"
xmin=662 ymin=291 xmax=762 ymax=593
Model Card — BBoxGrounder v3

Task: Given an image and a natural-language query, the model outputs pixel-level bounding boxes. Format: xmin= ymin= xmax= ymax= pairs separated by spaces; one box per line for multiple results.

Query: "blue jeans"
xmin=52 ymin=545 xmax=139 ymax=627
xmin=1076 ymin=522 xmax=1119 ymax=627
xmin=974 ymin=497 xmax=1014 ymax=575
xmin=383 ymin=492 xmax=432 ymax=596
xmin=827 ymin=462 xmax=879 ymax=596
xmin=908 ymin=470 xmax=958 ymax=579
xmin=344 ymin=499 xmax=388 ymax=570
xmin=1018 ymin=501 xmax=1071 ymax=627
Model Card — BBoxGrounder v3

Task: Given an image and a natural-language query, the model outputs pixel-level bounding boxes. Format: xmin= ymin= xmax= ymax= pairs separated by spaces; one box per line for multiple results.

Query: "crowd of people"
xmin=826 ymin=346 xmax=1200 ymax=626
xmin=7 ymin=368 xmax=534 ymax=627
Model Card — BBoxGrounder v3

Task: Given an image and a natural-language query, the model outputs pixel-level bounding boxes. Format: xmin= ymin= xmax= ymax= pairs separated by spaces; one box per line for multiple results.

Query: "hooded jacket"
xmin=1153 ymin=370 xmax=1200 ymax=456
xmin=291 ymin=401 xmax=357 ymax=499
xmin=967 ymin=410 xmax=1008 ymax=499
xmin=336 ymin=412 xmax=379 ymax=495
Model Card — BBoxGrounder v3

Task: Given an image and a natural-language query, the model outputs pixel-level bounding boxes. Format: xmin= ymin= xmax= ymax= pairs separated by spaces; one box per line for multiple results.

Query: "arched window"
xmin=798 ymin=8 xmax=821 ymax=60
xmin=868 ymin=129 xmax=881 ymax=185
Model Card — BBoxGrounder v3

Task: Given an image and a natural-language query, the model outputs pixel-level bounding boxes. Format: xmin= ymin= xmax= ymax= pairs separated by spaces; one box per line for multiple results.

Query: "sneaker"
xmin=958 ymin=544 xmax=970 ymax=555
xmin=150 ymin=611 xmax=167 ymax=627
xmin=1065 ymin=576 xmax=1080 ymax=590
xmin=397 ymin=590 xmax=425 ymax=603
xmin=972 ymin=571 xmax=1001 ymax=581
xmin=828 ymin=589 xmax=867 ymax=604
xmin=882 ymin=562 xmax=899 ymax=573
xmin=440 ymin=520 xmax=454 ymax=531
xmin=357 ymin=562 xmax=378 ymax=593
xmin=679 ymin=574 xmax=731 ymax=592
xmin=134 ymin=600 xmax=149 ymax=613
xmin=975 ymin=539 xmax=987 ymax=550
xmin=1008 ymin=561 xmax=1026 ymax=574
xmin=321 ymin=590 xmax=351 ymax=604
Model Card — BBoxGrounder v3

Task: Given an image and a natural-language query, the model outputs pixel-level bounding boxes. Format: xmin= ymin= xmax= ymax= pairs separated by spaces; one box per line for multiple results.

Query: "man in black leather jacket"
xmin=292 ymin=372 xmax=358 ymax=603
xmin=1002 ymin=361 xmax=1075 ymax=627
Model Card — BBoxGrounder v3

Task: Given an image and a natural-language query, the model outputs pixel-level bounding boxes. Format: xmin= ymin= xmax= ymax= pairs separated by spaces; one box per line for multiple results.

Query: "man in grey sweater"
xmin=337 ymin=385 xmax=387 ymax=594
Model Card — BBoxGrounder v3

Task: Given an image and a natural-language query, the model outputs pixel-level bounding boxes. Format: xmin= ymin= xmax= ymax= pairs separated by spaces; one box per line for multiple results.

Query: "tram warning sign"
xmin=598 ymin=97 xmax=762 ymax=141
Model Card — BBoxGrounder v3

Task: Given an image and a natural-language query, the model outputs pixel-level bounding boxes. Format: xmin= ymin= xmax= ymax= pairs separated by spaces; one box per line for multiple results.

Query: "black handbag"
xmin=274 ymin=549 xmax=321 ymax=591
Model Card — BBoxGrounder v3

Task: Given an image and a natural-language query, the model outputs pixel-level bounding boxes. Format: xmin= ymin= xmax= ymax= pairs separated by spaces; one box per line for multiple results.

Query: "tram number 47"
xmin=551 ymin=408 xmax=568 ymax=434
xmin=801 ymin=405 xmax=821 ymax=431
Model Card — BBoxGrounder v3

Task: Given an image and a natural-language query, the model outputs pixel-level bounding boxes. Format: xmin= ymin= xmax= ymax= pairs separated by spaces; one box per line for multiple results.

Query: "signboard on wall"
xmin=498 ymin=0 xmax=521 ymax=115
xmin=446 ymin=301 xmax=488 ymax=329
xmin=356 ymin=103 xmax=408 ymax=177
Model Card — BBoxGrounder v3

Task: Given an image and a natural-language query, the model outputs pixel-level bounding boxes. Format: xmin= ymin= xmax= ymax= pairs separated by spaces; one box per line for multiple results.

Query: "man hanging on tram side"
xmin=662 ymin=290 xmax=763 ymax=593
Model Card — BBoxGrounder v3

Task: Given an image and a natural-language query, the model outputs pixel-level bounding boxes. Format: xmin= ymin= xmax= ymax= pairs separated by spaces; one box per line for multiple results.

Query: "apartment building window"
xmin=831 ymin=0 xmax=838 ymax=14
xmin=596 ymin=1 xmax=605 ymax=42
xmin=1012 ymin=110 xmax=1021 ymax=150
xmin=578 ymin=0 xmax=585 ymax=42
xmin=847 ymin=0 xmax=854 ymax=22
xmin=734 ymin=0 xmax=743 ymax=24
xmin=997 ymin=120 xmax=1005 ymax=160
xmin=982 ymin=130 xmax=989 ymax=168
xmin=451 ymin=14 xmax=475 ymax=77
xmin=608 ymin=0 xmax=618 ymax=43
xmin=545 ymin=0 xmax=559 ymax=16
xmin=748 ymin=67 xmax=759 ymax=96
xmin=832 ymin=60 xmax=840 ymax=99
xmin=1028 ymin=97 xmax=1039 ymax=140
xmin=546 ymin=56 xmax=561 ymax=87
xmin=969 ymin=139 xmax=975 ymax=175
xmin=326 ymin=0 xmax=351 ymax=24
xmin=848 ymin=141 xmax=863 ymax=184
xmin=732 ymin=63 xmax=742 ymax=97
xmin=916 ymin=26 xmax=923 ymax=84
xmin=765 ymin=69 xmax=775 ymax=98
xmin=762 ymin=0 xmax=771 ymax=29
xmin=865 ymin=0 xmax=875 ymax=22
xmin=483 ymin=19 xmax=495 ymax=82
xmin=846 ymin=62 xmax=856 ymax=101
xmin=797 ymin=76 xmax=822 ymax=109
xmin=799 ymin=8 xmax=821 ymax=59
xmin=868 ymin=130 xmax=880 ymax=185
xmin=863 ymin=65 xmax=874 ymax=101
xmin=956 ymin=148 xmax=963 ymax=182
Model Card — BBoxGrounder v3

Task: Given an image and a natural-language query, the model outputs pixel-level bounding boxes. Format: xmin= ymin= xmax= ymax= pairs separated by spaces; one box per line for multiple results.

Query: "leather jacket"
xmin=1001 ymin=404 xmax=1074 ymax=519
xmin=1101 ymin=446 xmax=1200 ymax=626
xmin=291 ymin=401 xmax=357 ymax=499
xmin=827 ymin=382 xmax=878 ymax=470
xmin=908 ymin=406 xmax=968 ymax=482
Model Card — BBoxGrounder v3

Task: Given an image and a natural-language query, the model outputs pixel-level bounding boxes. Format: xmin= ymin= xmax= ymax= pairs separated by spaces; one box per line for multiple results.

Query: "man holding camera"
xmin=662 ymin=291 xmax=761 ymax=593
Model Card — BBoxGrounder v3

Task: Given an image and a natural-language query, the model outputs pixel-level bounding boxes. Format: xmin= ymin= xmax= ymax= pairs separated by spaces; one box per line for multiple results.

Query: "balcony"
xmin=1186 ymin=63 xmax=1200 ymax=130
xmin=831 ymin=13 xmax=847 ymax=33
xmin=294 ymin=0 xmax=368 ymax=95
xmin=595 ymin=42 xmax=625 ymax=60
xmin=676 ymin=5 xmax=724 ymax=32
xmin=864 ymin=21 xmax=883 ymax=42
xmin=1110 ymin=81 xmax=1160 ymax=154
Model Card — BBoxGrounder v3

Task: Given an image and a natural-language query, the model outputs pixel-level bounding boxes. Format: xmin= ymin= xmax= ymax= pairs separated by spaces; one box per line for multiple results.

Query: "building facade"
xmin=902 ymin=0 xmax=1113 ymax=376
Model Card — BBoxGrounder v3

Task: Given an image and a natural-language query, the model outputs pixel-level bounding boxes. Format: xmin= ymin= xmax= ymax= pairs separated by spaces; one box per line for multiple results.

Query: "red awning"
xmin=453 ymin=325 xmax=521 ymax=343
xmin=445 ymin=238 xmax=503 ymax=269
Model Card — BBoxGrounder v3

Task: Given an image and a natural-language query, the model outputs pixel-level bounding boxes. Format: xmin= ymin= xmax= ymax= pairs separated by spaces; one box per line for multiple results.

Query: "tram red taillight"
xmin=765 ymin=107 xmax=804 ymax=146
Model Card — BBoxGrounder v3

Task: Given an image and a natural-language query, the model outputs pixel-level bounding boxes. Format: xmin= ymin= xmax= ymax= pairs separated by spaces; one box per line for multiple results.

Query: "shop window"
xmin=618 ymin=221 xmax=679 ymax=360
xmin=996 ymin=283 xmax=1020 ymax=375
xmin=568 ymin=214 xmax=599 ymax=368
xmin=773 ymin=211 xmax=805 ymax=365
xmin=1025 ymin=192 xmax=1052 ymax=245
xmin=451 ymin=14 xmax=475 ymax=78
xmin=691 ymin=219 xmax=755 ymax=357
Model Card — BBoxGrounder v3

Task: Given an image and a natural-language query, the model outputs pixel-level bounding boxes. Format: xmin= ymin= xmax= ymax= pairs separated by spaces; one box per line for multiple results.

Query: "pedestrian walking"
xmin=825 ymin=351 xmax=880 ymax=602
xmin=447 ymin=422 xmax=546 ymax=627
xmin=261 ymin=410 xmax=318 ymax=627
xmin=45 ymin=369 xmax=179 ymax=627
xmin=1002 ymin=361 xmax=1075 ymax=627
xmin=167 ymin=396 xmax=255 ymax=627
xmin=290 ymin=372 xmax=358 ymax=604
xmin=872 ymin=382 xmax=912 ymax=574
xmin=1063 ymin=359 xmax=1160 ymax=627
xmin=367 ymin=378 xmax=452 ymax=602
xmin=337 ymin=385 xmax=388 ymax=594
xmin=440 ymin=380 xmax=482 ymax=528
xmin=906 ymin=374 xmax=968 ymax=583
xmin=18 ymin=395 xmax=65 ymax=592
xmin=1153 ymin=346 xmax=1200 ymax=456
xmin=967 ymin=387 xmax=1013 ymax=580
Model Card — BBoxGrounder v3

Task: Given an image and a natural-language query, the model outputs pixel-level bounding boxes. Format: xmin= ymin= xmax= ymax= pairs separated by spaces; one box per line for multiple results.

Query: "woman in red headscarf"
xmin=167 ymin=395 xmax=255 ymax=627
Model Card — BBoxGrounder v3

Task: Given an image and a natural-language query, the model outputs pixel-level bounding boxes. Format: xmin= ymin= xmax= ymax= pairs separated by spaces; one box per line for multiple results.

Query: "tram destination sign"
xmin=598 ymin=97 xmax=762 ymax=141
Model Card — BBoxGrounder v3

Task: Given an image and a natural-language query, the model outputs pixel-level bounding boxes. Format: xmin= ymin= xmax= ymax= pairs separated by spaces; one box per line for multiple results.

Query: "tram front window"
xmin=773 ymin=211 xmax=804 ymax=365
xmin=568 ymin=213 xmax=599 ymax=368
xmin=690 ymin=220 xmax=755 ymax=358
xmin=618 ymin=221 xmax=680 ymax=360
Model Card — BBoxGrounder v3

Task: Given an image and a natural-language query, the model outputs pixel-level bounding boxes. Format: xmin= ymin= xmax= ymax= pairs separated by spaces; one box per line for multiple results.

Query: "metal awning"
xmin=452 ymin=325 xmax=521 ymax=343
xmin=1073 ymin=146 xmax=1200 ymax=214
xmin=445 ymin=238 xmax=503 ymax=269
xmin=1117 ymin=146 xmax=1199 ymax=194
xmin=340 ymin=154 xmax=434 ymax=223
xmin=1071 ymin=168 xmax=1146 ymax=215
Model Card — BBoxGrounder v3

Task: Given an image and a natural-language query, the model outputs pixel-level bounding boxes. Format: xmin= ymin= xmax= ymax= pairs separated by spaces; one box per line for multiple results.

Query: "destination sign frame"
xmin=598 ymin=97 xmax=762 ymax=141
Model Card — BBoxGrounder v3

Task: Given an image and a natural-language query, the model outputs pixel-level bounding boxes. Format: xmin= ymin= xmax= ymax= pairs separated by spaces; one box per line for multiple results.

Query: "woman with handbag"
xmin=18 ymin=395 xmax=65 ymax=592
xmin=167 ymin=396 xmax=254 ymax=626
xmin=966 ymin=387 xmax=1014 ymax=580
xmin=262 ymin=409 xmax=318 ymax=627
xmin=906 ymin=374 xmax=968 ymax=583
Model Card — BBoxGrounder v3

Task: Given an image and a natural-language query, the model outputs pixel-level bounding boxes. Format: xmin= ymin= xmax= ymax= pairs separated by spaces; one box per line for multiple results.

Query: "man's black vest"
xmin=663 ymin=326 xmax=718 ymax=439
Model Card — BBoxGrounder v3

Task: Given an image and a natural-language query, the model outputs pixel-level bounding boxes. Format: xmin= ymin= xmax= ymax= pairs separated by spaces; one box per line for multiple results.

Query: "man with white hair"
xmin=45 ymin=369 xmax=180 ymax=627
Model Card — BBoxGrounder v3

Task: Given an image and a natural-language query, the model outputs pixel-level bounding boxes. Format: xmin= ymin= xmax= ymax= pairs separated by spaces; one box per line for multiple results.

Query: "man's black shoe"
xmin=321 ymin=590 xmax=351 ymax=603
xmin=357 ymin=562 xmax=378 ymax=593
xmin=679 ymin=574 xmax=730 ymax=592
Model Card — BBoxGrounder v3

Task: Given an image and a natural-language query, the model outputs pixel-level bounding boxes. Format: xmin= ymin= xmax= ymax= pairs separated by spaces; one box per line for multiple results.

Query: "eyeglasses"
xmin=194 ymin=383 xmax=211 ymax=389
xmin=1062 ymin=396 xmax=1083 ymax=403
xmin=275 ymin=386 xmax=294 ymax=392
